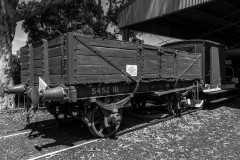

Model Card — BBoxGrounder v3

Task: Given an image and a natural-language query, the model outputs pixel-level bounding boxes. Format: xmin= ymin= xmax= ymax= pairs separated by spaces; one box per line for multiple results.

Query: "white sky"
xmin=12 ymin=21 xmax=27 ymax=54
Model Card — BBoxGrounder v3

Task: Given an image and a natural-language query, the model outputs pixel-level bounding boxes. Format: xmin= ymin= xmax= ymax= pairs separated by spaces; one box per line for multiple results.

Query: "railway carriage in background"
xmin=164 ymin=40 xmax=240 ymax=103
xmin=0 ymin=32 xmax=239 ymax=137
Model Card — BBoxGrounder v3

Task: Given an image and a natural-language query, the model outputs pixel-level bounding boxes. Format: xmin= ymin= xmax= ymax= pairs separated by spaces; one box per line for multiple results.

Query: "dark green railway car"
xmin=1 ymin=33 xmax=204 ymax=137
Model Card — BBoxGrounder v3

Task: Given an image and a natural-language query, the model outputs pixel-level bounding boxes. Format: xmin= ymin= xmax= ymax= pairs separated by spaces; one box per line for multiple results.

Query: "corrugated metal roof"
xmin=118 ymin=0 xmax=240 ymax=48
xmin=118 ymin=0 xmax=215 ymax=28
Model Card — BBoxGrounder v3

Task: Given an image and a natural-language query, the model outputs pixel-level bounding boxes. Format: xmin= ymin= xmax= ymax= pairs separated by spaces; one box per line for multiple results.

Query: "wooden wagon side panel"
xmin=68 ymin=34 xmax=138 ymax=85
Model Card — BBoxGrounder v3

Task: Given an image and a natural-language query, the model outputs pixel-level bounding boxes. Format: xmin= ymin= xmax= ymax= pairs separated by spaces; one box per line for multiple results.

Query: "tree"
xmin=22 ymin=0 xmax=108 ymax=43
xmin=22 ymin=0 xmax=136 ymax=44
xmin=0 ymin=0 xmax=73 ymax=109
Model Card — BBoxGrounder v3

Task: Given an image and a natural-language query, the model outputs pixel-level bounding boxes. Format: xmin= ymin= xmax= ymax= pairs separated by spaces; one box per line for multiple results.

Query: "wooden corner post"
xmin=28 ymin=43 xmax=34 ymax=86
xmin=42 ymin=39 xmax=50 ymax=85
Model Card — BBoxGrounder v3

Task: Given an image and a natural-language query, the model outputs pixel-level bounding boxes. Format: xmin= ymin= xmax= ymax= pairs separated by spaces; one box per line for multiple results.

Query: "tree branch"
xmin=15 ymin=0 xmax=72 ymax=22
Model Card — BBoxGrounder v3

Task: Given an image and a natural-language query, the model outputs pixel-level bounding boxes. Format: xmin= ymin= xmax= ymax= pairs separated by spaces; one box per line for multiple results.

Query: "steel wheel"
xmin=131 ymin=98 xmax=146 ymax=109
xmin=167 ymin=93 xmax=181 ymax=116
xmin=87 ymin=106 xmax=122 ymax=137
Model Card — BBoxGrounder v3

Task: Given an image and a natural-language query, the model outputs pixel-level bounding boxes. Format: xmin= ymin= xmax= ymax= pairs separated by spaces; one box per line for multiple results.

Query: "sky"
xmin=12 ymin=21 xmax=28 ymax=55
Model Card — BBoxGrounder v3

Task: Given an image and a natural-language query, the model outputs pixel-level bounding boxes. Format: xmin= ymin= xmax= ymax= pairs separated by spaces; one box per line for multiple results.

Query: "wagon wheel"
xmin=167 ymin=93 xmax=181 ymax=116
xmin=130 ymin=98 xmax=146 ymax=109
xmin=87 ymin=106 xmax=122 ymax=137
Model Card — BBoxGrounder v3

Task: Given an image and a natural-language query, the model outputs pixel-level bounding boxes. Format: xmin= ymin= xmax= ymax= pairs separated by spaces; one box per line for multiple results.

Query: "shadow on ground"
xmin=21 ymin=98 xmax=240 ymax=151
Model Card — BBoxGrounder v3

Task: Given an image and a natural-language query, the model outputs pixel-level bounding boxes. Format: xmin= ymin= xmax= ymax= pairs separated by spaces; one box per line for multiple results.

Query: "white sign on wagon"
xmin=126 ymin=65 xmax=138 ymax=77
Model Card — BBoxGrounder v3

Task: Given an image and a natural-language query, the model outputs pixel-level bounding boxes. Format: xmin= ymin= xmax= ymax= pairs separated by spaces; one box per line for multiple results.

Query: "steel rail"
xmin=27 ymin=139 xmax=100 ymax=160
xmin=0 ymin=125 xmax=57 ymax=139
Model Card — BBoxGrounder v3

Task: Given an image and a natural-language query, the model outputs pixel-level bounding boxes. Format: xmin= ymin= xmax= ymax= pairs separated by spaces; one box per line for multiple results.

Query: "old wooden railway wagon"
xmin=164 ymin=40 xmax=240 ymax=103
xmin=1 ymin=33 xmax=203 ymax=137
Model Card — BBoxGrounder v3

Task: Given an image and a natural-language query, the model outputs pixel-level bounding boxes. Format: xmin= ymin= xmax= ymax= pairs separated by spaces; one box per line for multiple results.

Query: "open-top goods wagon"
xmin=0 ymin=32 xmax=203 ymax=137
xmin=164 ymin=40 xmax=240 ymax=104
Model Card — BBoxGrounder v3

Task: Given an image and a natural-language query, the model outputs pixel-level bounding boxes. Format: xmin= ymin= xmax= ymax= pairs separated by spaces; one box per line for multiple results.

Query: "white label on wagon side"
xmin=126 ymin=65 xmax=138 ymax=77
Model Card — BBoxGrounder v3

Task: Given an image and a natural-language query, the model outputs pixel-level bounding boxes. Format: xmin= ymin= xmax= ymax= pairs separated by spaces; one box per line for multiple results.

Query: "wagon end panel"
xmin=20 ymin=41 xmax=44 ymax=86
xmin=66 ymin=33 xmax=139 ymax=85
xmin=176 ymin=52 xmax=202 ymax=81
xmin=20 ymin=45 xmax=29 ymax=85
xmin=48 ymin=36 xmax=65 ymax=86
xmin=20 ymin=36 xmax=65 ymax=87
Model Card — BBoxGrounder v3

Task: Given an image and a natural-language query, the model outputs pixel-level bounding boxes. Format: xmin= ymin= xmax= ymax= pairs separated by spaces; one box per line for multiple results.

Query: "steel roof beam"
xmin=198 ymin=10 xmax=240 ymax=37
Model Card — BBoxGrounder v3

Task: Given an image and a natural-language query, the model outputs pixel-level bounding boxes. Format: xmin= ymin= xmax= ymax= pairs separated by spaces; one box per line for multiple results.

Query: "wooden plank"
xmin=76 ymin=55 xmax=109 ymax=65
xmin=181 ymin=74 xmax=202 ymax=80
xmin=33 ymin=50 xmax=43 ymax=60
xmin=20 ymin=46 xmax=29 ymax=54
xmin=48 ymin=46 xmax=62 ymax=58
xmin=49 ymin=75 xmax=64 ymax=85
xmin=143 ymin=67 xmax=158 ymax=74
xmin=32 ymin=41 xmax=43 ymax=48
xmin=75 ymin=45 xmax=137 ymax=58
xmin=21 ymin=55 xmax=29 ymax=63
xmin=49 ymin=67 xmax=61 ymax=75
xmin=33 ymin=46 xmax=43 ymax=53
xmin=43 ymin=39 xmax=50 ymax=85
xmin=75 ymin=74 xmax=130 ymax=84
xmin=33 ymin=60 xmax=43 ymax=68
xmin=176 ymin=52 xmax=202 ymax=59
xmin=76 ymin=55 xmax=136 ymax=66
xmin=77 ymin=65 xmax=121 ymax=75
xmin=108 ymin=57 xmax=136 ymax=66
xmin=178 ymin=57 xmax=199 ymax=64
xmin=29 ymin=44 xmax=34 ymax=86
xmin=49 ymin=56 xmax=62 ymax=67
xmin=142 ymin=74 xmax=159 ymax=79
xmin=48 ymin=36 xmax=63 ymax=48
xmin=75 ymin=35 xmax=137 ymax=50
xmin=21 ymin=70 xmax=28 ymax=76
xmin=20 ymin=51 xmax=29 ymax=57
xmin=21 ymin=76 xmax=28 ymax=84
xmin=34 ymin=68 xmax=43 ymax=76
xmin=21 ymin=63 xmax=28 ymax=70
xmin=161 ymin=61 xmax=175 ymax=68
xmin=143 ymin=50 xmax=158 ymax=60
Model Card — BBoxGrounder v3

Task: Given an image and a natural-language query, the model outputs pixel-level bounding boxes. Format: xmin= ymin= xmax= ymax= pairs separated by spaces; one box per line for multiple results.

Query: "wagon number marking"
xmin=91 ymin=86 xmax=119 ymax=95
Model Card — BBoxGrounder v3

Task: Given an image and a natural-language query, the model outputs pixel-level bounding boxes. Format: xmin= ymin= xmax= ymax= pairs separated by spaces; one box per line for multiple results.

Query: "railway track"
xmin=2 ymin=100 xmax=228 ymax=160
xmin=116 ymin=107 xmax=202 ymax=136
xmin=0 ymin=125 xmax=58 ymax=140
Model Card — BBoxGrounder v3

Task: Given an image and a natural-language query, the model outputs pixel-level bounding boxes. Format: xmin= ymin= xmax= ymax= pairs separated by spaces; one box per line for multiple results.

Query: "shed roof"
xmin=118 ymin=0 xmax=240 ymax=48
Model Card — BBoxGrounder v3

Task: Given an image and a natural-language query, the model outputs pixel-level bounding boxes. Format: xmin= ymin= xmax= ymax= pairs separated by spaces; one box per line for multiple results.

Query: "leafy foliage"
xmin=21 ymin=0 xmax=133 ymax=44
